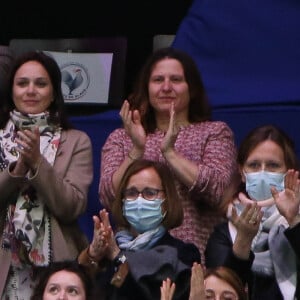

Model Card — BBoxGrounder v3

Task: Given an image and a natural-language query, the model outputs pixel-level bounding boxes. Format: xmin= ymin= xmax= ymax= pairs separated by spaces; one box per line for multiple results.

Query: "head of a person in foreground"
xmin=30 ymin=260 xmax=93 ymax=300
xmin=204 ymin=266 xmax=248 ymax=300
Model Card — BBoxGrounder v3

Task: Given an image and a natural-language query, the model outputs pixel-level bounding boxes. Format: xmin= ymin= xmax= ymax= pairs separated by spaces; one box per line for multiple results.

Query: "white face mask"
xmin=244 ymin=170 xmax=285 ymax=201
xmin=122 ymin=196 xmax=165 ymax=233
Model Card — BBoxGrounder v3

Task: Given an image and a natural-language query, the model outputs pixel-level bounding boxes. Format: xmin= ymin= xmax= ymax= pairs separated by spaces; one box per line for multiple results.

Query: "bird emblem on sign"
xmin=61 ymin=68 xmax=84 ymax=95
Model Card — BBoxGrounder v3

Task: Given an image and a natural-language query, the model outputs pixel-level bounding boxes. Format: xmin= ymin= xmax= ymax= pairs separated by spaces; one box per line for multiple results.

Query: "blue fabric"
xmin=70 ymin=110 xmax=122 ymax=241
xmin=212 ymin=105 xmax=300 ymax=157
xmin=172 ymin=0 xmax=300 ymax=107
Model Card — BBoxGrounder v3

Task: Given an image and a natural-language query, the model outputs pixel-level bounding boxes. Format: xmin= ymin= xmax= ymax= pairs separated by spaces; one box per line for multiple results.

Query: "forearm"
xmin=232 ymin=234 xmax=253 ymax=260
xmin=100 ymin=131 xmax=145 ymax=207
xmin=111 ymin=154 xmax=139 ymax=193
xmin=288 ymin=214 xmax=300 ymax=228
xmin=285 ymin=222 xmax=300 ymax=257
xmin=0 ymin=164 xmax=26 ymax=202
xmin=162 ymin=149 xmax=198 ymax=189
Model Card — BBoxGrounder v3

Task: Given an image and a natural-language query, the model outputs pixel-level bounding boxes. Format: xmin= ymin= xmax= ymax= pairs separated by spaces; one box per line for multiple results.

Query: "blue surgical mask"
xmin=123 ymin=196 xmax=165 ymax=233
xmin=244 ymin=170 xmax=285 ymax=201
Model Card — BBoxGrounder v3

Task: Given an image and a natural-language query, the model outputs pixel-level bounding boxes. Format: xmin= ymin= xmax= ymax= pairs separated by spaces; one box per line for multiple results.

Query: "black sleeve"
xmin=205 ymin=222 xmax=253 ymax=285
xmin=160 ymin=233 xmax=201 ymax=266
xmin=284 ymin=222 xmax=300 ymax=259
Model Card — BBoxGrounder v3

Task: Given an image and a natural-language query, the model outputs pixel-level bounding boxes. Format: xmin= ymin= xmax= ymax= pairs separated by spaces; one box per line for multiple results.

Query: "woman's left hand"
xmin=160 ymin=102 xmax=179 ymax=155
xmin=271 ymin=169 xmax=300 ymax=226
xmin=15 ymin=126 xmax=42 ymax=170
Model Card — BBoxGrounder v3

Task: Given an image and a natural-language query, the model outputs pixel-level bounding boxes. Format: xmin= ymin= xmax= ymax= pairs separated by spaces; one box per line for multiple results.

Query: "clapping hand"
xmin=119 ymin=100 xmax=146 ymax=156
xmin=13 ymin=126 xmax=42 ymax=175
xmin=160 ymin=102 xmax=179 ymax=155
xmin=89 ymin=209 xmax=118 ymax=261
xmin=231 ymin=201 xmax=263 ymax=238
xmin=189 ymin=262 xmax=205 ymax=300
xmin=160 ymin=278 xmax=176 ymax=300
xmin=230 ymin=201 xmax=263 ymax=259
xmin=271 ymin=169 xmax=300 ymax=226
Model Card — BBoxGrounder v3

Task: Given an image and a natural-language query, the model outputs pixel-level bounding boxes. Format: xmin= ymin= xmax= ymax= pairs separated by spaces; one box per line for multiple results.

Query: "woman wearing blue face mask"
xmin=78 ymin=159 xmax=201 ymax=300
xmin=205 ymin=124 xmax=300 ymax=300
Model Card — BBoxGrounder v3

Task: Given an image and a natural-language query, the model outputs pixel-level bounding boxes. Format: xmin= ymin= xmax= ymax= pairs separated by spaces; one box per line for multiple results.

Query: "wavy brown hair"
xmin=127 ymin=47 xmax=211 ymax=133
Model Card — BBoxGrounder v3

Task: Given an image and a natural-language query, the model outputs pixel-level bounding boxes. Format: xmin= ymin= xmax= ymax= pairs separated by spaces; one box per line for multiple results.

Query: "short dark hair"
xmin=128 ymin=47 xmax=211 ymax=133
xmin=111 ymin=159 xmax=184 ymax=230
xmin=0 ymin=50 xmax=72 ymax=129
xmin=30 ymin=260 xmax=93 ymax=300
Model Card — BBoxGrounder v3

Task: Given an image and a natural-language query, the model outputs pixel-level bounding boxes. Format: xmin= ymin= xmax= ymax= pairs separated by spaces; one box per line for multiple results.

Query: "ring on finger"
xmin=249 ymin=219 xmax=257 ymax=225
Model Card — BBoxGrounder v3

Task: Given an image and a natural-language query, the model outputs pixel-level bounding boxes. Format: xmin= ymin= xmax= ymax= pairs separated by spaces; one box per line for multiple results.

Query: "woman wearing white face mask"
xmin=205 ymin=125 xmax=300 ymax=300
xmin=78 ymin=159 xmax=201 ymax=300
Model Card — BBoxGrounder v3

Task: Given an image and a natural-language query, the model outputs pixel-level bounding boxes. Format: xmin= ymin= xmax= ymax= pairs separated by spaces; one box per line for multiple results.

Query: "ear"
xmin=239 ymin=165 xmax=246 ymax=183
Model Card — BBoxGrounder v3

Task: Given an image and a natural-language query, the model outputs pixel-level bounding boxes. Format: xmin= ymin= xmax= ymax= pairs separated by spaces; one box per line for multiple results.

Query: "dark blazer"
xmin=205 ymin=221 xmax=300 ymax=300
xmin=95 ymin=232 xmax=201 ymax=300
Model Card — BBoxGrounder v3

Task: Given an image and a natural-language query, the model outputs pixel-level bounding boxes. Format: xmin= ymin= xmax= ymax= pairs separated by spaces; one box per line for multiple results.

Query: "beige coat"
xmin=0 ymin=128 xmax=93 ymax=296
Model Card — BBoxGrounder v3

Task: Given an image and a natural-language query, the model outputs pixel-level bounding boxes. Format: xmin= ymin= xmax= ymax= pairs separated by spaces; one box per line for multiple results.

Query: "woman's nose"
xmin=26 ymin=82 xmax=36 ymax=93
xmin=58 ymin=292 xmax=66 ymax=300
xmin=161 ymin=80 xmax=172 ymax=91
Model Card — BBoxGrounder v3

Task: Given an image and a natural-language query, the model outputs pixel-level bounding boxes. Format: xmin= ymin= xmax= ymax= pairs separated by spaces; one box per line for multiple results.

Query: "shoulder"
xmin=106 ymin=127 xmax=126 ymax=139
xmin=61 ymin=129 xmax=92 ymax=146
xmin=104 ymin=128 xmax=131 ymax=145
xmin=161 ymin=233 xmax=200 ymax=254
xmin=182 ymin=121 xmax=234 ymax=144
xmin=212 ymin=220 xmax=229 ymax=232
xmin=193 ymin=120 xmax=233 ymax=134
xmin=208 ymin=221 xmax=230 ymax=240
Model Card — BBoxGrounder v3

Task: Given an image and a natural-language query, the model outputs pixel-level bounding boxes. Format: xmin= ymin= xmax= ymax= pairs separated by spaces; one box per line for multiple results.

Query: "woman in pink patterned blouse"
xmin=99 ymin=47 xmax=237 ymax=265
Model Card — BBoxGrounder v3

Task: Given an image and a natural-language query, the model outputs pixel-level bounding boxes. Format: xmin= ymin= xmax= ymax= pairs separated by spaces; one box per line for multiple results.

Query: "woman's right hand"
xmin=120 ymin=100 xmax=146 ymax=156
xmin=231 ymin=202 xmax=262 ymax=238
xmin=189 ymin=262 xmax=205 ymax=300
xmin=160 ymin=278 xmax=176 ymax=300
xmin=89 ymin=209 xmax=119 ymax=261
xmin=231 ymin=202 xmax=263 ymax=259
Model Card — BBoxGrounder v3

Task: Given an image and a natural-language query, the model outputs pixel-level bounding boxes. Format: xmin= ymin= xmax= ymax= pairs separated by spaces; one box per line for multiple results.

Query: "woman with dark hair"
xmin=0 ymin=46 xmax=14 ymax=99
xmin=0 ymin=51 xmax=93 ymax=299
xmin=30 ymin=261 xmax=94 ymax=300
xmin=205 ymin=124 xmax=300 ymax=299
xmin=99 ymin=47 xmax=237 ymax=263
xmin=80 ymin=159 xmax=201 ymax=300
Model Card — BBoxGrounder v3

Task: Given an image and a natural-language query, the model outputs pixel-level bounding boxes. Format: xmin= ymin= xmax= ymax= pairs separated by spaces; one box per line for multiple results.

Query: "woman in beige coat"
xmin=0 ymin=51 xmax=93 ymax=299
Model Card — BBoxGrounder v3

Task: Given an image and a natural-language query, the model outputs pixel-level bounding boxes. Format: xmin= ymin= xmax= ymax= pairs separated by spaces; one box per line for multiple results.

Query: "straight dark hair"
xmin=0 ymin=51 xmax=72 ymax=129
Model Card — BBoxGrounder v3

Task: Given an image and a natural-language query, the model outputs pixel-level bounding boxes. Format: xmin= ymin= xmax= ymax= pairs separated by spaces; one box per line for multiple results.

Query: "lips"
xmin=23 ymin=100 xmax=38 ymax=104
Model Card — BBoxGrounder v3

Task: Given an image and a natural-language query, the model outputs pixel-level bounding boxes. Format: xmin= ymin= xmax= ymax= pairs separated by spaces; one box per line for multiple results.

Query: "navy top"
xmin=95 ymin=232 xmax=201 ymax=300
xmin=205 ymin=221 xmax=300 ymax=300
